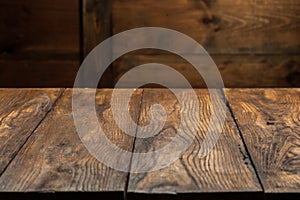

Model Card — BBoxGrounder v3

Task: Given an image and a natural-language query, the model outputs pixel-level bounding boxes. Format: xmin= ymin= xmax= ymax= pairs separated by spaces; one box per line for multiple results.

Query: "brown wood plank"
xmin=127 ymin=89 xmax=262 ymax=198
xmin=0 ymin=60 xmax=80 ymax=87
xmin=113 ymin=0 xmax=300 ymax=54
xmin=82 ymin=0 xmax=113 ymax=87
xmin=0 ymin=0 xmax=79 ymax=58
xmin=113 ymin=53 xmax=300 ymax=88
xmin=226 ymin=89 xmax=300 ymax=193
xmin=0 ymin=89 xmax=142 ymax=197
xmin=0 ymin=0 xmax=80 ymax=87
xmin=0 ymin=88 xmax=63 ymax=175
xmin=82 ymin=0 xmax=112 ymax=58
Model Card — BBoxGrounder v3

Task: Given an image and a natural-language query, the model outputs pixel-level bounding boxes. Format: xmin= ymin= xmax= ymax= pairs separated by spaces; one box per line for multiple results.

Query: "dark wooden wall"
xmin=112 ymin=0 xmax=300 ymax=87
xmin=0 ymin=0 xmax=80 ymax=87
xmin=0 ymin=0 xmax=299 ymax=87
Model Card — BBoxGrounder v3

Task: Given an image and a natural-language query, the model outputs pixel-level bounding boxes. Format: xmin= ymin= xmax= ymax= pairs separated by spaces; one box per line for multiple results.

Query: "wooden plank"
xmin=0 ymin=60 xmax=80 ymax=87
xmin=0 ymin=0 xmax=80 ymax=87
xmin=226 ymin=89 xmax=300 ymax=193
xmin=0 ymin=89 xmax=142 ymax=197
xmin=82 ymin=0 xmax=112 ymax=57
xmin=127 ymin=89 xmax=262 ymax=198
xmin=113 ymin=53 xmax=300 ymax=88
xmin=113 ymin=0 xmax=300 ymax=54
xmin=0 ymin=0 xmax=79 ymax=58
xmin=82 ymin=0 xmax=113 ymax=87
xmin=0 ymin=88 xmax=63 ymax=175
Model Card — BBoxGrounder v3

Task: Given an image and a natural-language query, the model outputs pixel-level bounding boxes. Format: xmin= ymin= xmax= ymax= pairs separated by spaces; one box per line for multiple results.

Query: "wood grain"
xmin=0 ymin=88 xmax=63 ymax=174
xmin=0 ymin=60 xmax=80 ymax=87
xmin=0 ymin=0 xmax=79 ymax=58
xmin=0 ymin=0 xmax=80 ymax=87
xmin=113 ymin=0 xmax=300 ymax=54
xmin=226 ymin=89 xmax=300 ymax=192
xmin=127 ymin=89 xmax=262 ymax=197
xmin=82 ymin=0 xmax=113 ymax=87
xmin=0 ymin=89 xmax=142 ymax=197
xmin=111 ymin=0 xmax=299 ymax=88
xmin=83 ymin=0 xmax=112 ymax=58
xmin=113 ymin=53 xmax=300 ymax=88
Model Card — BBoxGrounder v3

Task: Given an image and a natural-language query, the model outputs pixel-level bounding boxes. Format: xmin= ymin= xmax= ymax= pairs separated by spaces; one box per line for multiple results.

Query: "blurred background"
xmin=0 ymin=0 xmax=299 ymax=88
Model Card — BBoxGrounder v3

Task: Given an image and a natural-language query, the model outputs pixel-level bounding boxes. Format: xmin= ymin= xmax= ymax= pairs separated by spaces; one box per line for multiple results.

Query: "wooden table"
xmin=0 ymin=88 xmax=299 ymax=200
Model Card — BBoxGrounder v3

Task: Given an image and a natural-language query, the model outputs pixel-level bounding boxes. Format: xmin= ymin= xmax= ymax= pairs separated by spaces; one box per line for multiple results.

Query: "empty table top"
xmin=0 ymin=88 xmax=299 ymax=199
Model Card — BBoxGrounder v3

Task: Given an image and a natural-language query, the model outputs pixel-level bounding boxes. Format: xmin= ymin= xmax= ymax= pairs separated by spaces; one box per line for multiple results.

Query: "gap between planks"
xmin=125 ymin=88 xmax=262 ymax=198
xmin=124 ymin=88 xmax=145 ymax=200
xmin=124 ymin=88 xmax=265 ymax=197
xmin=0 ymin=88 xmax=66 ymax=177
xmin=0 ymin=88 xmax=265 ymax=198
xmin=224 ymin=89 xmax=266 ymax=192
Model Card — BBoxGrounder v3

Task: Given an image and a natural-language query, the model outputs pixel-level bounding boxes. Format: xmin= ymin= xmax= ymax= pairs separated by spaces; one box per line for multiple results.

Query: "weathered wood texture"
xmin=82 ymin=0 xmax=113 ymax=87
xmin=113 ymin=0 xmax=300 ymax=54
xmin=127 ymin=89 xmax=262 ymax=197
xmin=0 ymin=89 xmax=62 ymax=175
xmin=1 ymin=0 xmax=299 ymax=88
xmin=83 ymin=0 xmax=112 ymax=58
xmin=0 ymin=88 xmax=299 ymax=197
xmin=113 ymin=53 xmax=300 ymax=88
xmin=0 ymin=0 xmax=80 ymax=87
xmin=112 ymin=0 xmax=300 ymax=88
xmin=226 ymin=89 xmax=300 ymax=192
xmin=0 ymin=89 xmax=142 ymax=196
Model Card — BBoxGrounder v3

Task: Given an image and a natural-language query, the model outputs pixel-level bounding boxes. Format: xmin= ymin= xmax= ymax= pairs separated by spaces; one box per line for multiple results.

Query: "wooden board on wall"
xmin=113 ymin=52 xmax=300 ymax=88
xmin=0 ymin=60 xmax=80 ymax=87
xmin=113 ymin=0 xmax=300 ymax=54
xmin=82 ymin=0 xmax=113 ymax=87
xmin=112 ymin=0 xmax=300 ymax=88
xmin=0 ymin=0 xmax=299 ymax=87
xmin=0 ymin=0 xmax=80 ymax=58
xmin=0 ymin=0 xmax=80 ymax=87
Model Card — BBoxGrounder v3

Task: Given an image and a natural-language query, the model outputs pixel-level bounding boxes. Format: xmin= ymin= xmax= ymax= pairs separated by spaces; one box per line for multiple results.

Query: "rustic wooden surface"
xmin=82 ymin=0 xmax=113 ymax=87
xmin=113 ymin=0 xmax=299 ymax=54
xmin=82 ymin=0 xmax=112 ymax=58
xmin=0 ymin=88 xmax=299 ymax=198
xmin=113 ymin=52 xmax=300 ymax=88
xmin=0 ymin=0 xmax=79 ymax=57
xmin=0 ymin=0 xmax=299 ymax=88
xmin=226 ymin=89 xmax=300 ymax=193
xmin=0 ymin=0 xmax=80 ymax=87
xmin=112 ymin=0 xmax=300 ymax=88
xmin=127 ymin=89 xmax=261 ymax=198
xmin=0 ymin=89 xmax=62 ymax=175
xmin=0 ymin=60 xmax=80 ymax=87
xmin=0 ymin=89 xmax=142 ymax=197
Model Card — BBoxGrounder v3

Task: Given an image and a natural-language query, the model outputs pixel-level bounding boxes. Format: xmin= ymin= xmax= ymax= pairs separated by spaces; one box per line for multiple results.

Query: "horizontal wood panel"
xmin=0 ymin=89 xmax=62 ymax=174
xmin=0 ymin=0 xmax=80 ymax=57
xmin=113 ymin=53 xmax=300 ymax=88
xmin=113 ymin=0 xmax=300 ymax=54
xmin=0 ymin=0 xmax=81 ymax=88
xmin=0 ymin=60 xmax=80 ymax=87
xmin=0 ymin=89 xmax=142 ymax=196
xmin=128 ymin=89 xmax=261 ymax=196
xmin=226 ymin=89 xmax=300 ymax=192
